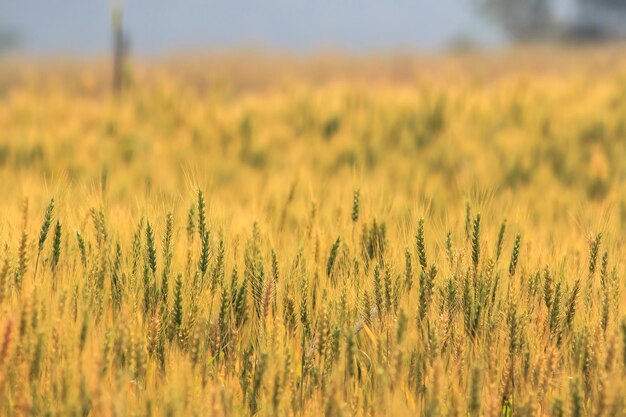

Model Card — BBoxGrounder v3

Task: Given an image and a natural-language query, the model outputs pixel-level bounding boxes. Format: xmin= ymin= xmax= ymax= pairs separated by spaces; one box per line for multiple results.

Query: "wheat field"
xmin=0 ymin=51 xmax=626 ymax=417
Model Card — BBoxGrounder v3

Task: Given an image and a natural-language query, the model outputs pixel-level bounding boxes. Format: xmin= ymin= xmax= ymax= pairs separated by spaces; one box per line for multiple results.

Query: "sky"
xmin=0 ymin=1 xmax=506 ymax=56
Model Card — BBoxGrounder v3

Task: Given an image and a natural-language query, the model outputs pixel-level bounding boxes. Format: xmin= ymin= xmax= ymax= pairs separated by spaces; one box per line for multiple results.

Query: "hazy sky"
xmin=0 ymin=1 xmax=505 ymax=55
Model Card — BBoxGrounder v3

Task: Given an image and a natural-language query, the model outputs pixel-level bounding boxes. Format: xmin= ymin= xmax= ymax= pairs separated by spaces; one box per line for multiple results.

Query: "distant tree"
xmin=478 ymin=0 xmax=555 ymax=41
xmin=574 ymin=0 xmax=626 ymax=30
xmin=478 ymin=0 xmax=626 ymax=43
xmin=566 ymin=0 xmax=626 ymax=41
xmin=0 ymin=26 xmax=18 ymax=55
xmin=578 ymin=0 xmax=626 ymax=7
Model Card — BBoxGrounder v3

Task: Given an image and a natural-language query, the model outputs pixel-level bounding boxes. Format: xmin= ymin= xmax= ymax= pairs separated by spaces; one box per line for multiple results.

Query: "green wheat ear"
xmin=565 ymin=279 xmax=580 ymax=329
xmin=211 ymin=234 xmax=225 ymax=294
xmin=588 ymin=233 xmax=602 ymax=277
xmin=161 ymin=212 xmax=174 ymax=306
xmin=496 ymin=219 xmax=506 ymax=261
xmin=471 ymin=213 xmax=481 ymax=271
xmin=404 ymin=249 xmax=413 ymax=291
xmin=416 ymin=217 xmax=427 ymax=272
xmin=15 ymin=198 xmax=29 ymax=291
xmin=351 ymin=188 xmax=360 ymax=223
xmin=38 ymin=198 xmax=54 ymax=252
xmin=50 ymin=220 xmax=62 ymax=273
xmin=76 ymin=232 xmax=87 ymax=268
xmin=197 ymin=188 xmax=207 ymax=240
xmin=186 ymin=204 xmax=195 ymax=242
xmin=509 ymin=233 xmax=521 ymax=277
xmin=148 ymin=221 xmax=157 ymax=269
xmin=171 ymin=274 xmax=184 ymax=340
xmin=445 ymin=231 xmax=453 ymax=268
xmin=326 ymin=237 xmax=341 ymax=279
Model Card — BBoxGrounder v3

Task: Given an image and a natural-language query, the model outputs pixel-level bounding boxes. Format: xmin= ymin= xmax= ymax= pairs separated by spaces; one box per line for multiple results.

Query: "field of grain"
xmin=0 ymin=51 xmax=626 ymax=417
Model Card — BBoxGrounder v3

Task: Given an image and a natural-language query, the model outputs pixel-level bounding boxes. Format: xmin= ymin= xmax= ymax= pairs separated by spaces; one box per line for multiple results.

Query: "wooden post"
xmin=112 ymin=7 xmax=127 ymax=94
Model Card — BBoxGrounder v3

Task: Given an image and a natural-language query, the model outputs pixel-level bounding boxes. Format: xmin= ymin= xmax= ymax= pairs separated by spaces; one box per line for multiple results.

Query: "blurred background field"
xmin=2 ymin=46 xmax=626 ymax=232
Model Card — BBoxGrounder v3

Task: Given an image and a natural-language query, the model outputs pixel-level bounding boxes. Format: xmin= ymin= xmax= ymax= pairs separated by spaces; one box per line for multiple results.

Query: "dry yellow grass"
xmin=0 ymin=50 xmax=625 ymax=416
